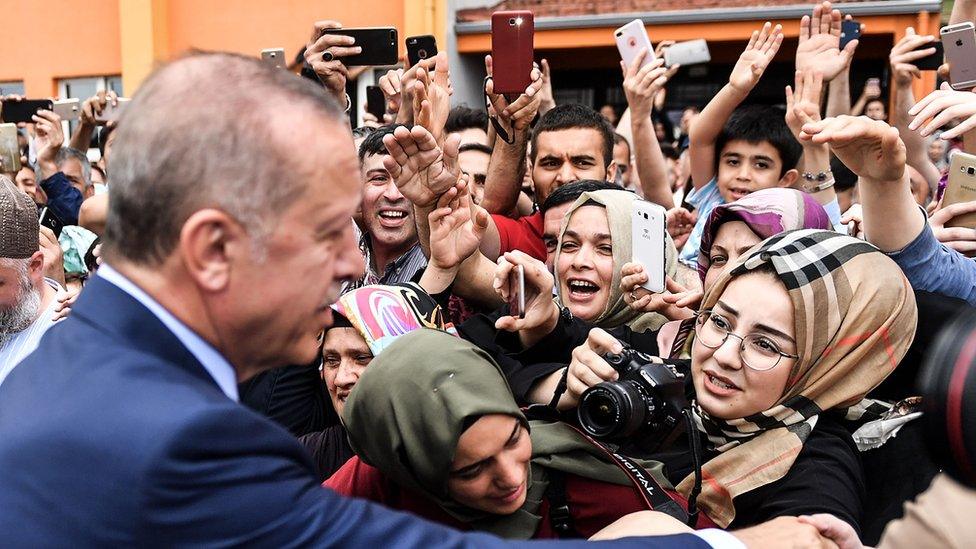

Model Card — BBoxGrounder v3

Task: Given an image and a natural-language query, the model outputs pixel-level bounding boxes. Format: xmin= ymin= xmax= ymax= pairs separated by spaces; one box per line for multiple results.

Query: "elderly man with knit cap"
xmin=0 ymin=176 xmax=63 ymax=387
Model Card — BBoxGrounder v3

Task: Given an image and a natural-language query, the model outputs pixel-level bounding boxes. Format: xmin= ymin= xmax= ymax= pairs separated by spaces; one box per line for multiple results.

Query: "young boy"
xmin=681 ymin=23 xmax=802 ymax=264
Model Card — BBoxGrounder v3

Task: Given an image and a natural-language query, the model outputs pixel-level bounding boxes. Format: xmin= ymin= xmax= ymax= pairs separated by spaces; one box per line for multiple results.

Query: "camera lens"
xmin=969 ymin=167 xmax=975 ymax=175
xmin=578 ymin=382 xmax=647 ymax=439
xmin=419 ymin=49 xmax=427 ymax=58
xmin=509 ymin=18 xmax=516 ymax=25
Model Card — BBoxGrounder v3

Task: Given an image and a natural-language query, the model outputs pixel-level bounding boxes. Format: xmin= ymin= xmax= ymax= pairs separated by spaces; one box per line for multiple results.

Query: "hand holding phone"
xmin=1 ymin=99 xmax=54 ymax=124
xmin=261 ymin=48 xmax=286 ymax=68
xmin=319 ymin=27 xmax=398 ymax=66
xmin=942 ymin=151 xmax=976 ymax=228
xmin=839 ymin=19 xmax=861 ymax=50
xmin=664 ymin=39 xmax=710 ymax=68
xmin=406 ymin=35 xmax=437 ymax=67
xmin=53 ymin=99 xmax=81 ymax=122
xmin=615 ymin=20 xmax=655 ymax=71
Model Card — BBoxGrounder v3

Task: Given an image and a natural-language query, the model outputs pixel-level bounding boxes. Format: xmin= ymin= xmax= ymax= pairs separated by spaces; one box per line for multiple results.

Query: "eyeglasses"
xmin=694 ymin=309 xmax=799 ymax=372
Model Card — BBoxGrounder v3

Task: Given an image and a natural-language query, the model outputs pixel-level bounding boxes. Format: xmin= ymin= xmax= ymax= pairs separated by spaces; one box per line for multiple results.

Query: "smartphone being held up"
xmin=320 ymin=27 xmax=398 ymax=66
xmin=366 ymin=85 xmax=386 ymax=120
xmin=53 ymin=99 xmax=81 ymax=122
xmin=261 ymin=48 xmax=286 ymax=69
xmin=406 ymin=35 xmax=437 ymax=67
xmin=509 ymin=264 xmax=526 ymax=319
xmin=839 ymin=19 xmax=861 ymax=50
xmin=38 ymin=207 xmax=64 ymax=238
xmin=664 ymin=39 xmax=710 ymax=68
xmin=631 ymin=200 xmax=667 ymax=294
xmin=0 ymin=123 xmax=20 ymax=172
xmin=912 ymin=40 xmax=944 ymax=71
xmin=942 ymin=22 xmax=976 ymax=90
xmin=1 ymin=99 xmax=54 ymax=124
xmin=491 ymin=11 xmax=534 ymax=95
xmin=95 ymin=98 xmax=131 ymax=125
xmin=943 ymin=151 xmax=976 ymax=228
xmin=614 ymin=19 xmax=655 ymax=70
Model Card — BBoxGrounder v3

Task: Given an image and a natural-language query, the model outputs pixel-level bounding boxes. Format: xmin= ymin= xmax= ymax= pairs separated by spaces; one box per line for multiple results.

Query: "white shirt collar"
xmin=96 ymin=264 xmax=239 ymax=401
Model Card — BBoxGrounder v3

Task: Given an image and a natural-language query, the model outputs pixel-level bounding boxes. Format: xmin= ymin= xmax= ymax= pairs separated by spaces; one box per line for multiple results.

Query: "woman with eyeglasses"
xmin=542 ymin=230 xmax=918 ymax=535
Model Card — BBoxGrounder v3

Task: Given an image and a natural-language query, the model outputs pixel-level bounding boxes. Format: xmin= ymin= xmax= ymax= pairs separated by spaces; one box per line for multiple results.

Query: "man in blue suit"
xmin=0 ymin=52 xmax=820 ymax=547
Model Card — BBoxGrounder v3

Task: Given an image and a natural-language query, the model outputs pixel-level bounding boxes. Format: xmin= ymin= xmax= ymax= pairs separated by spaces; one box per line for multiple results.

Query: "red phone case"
xmin=491 ymin=11 xmax=534 ymax=95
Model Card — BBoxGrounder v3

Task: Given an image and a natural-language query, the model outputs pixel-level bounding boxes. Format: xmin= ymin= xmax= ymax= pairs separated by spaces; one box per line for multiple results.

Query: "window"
xmin=0 ymin=81 xmax=25 ymax=96
xmin=57 ymin=76 xmax=123 ymax=142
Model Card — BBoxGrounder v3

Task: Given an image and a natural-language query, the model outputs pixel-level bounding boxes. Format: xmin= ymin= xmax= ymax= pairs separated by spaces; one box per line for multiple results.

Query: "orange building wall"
xmin=0 ymin=0 xmax=122 ymax=96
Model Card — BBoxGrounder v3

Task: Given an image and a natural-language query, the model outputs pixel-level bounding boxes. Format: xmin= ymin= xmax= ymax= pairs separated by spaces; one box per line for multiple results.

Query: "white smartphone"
xmin=664 ymin=39 xmax=710 ymax=68
xmin=261 ymin=48 xmax=286 ymax=69
xmin=632 ymin=200 xmax=667 ymax=294
xmin=53 ymin=99 xmax=80 ymax=122
xmin=614 ymin=19 xmax=655 ymax=70
xmin=942 ymin=22 xmax=976 ymax=90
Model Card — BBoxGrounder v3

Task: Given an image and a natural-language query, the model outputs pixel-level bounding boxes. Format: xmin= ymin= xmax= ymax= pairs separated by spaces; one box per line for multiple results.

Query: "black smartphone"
xmin=913 ymin=40 xmax=945 ymax=71
xmin=406 ymin=35 xmax=437 ymax=67
xmin=38 ymin=206 xmax=64 ymax=238
xmin=508 ymin=264 xmax=525 ymax=319
xmin=320 ymin=27 xmax=398 ymax=66
xmin=1 ymin=99 xmax=54 ymax=124
xmin=366 ymin=86 xmax=386 ymax=119
xmin=840 ymin=20 xmax=861 ymax=49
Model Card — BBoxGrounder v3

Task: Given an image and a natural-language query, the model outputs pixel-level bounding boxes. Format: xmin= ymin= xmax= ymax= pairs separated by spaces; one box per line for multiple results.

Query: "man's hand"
xmin=34 ymin=110 xmax=64 ymax=178
xmin=732 ymin=516 xmax=843 ymax=549
xmin=492 ymin=250 xmax=558 ymax=338
xmin=537 ymin=59 xmax=556 ymax=115
xmin=305 ymin=20 xmax=360 ymax=105
xmin=53 ymin=285 xmax=80 ymax=322
xmin=412 ymin=52 xmax=453 ymax=144
xmin=622 ymin=50 xmax=679 ymax=120
xmin=428 ymin=176 xmax=489 ymax=270
xmin=729 ymin=22 xmax=783 ymax=94
xmin=929 ymin=201 xmax=976 ymax=254
xmin=909 ymin=82 xmax=976 ymax=139
xmin=485 ymin=55 xmax=544 ymax=132
xmin=797 ymin=515 xmax=864 ymax=549
xmin=562 ymin=328 xmax=634 ymax=410
xmin=889 ymin=27 xmax=936 ymax=88
xmin=795 ymin=1 xmax=857 ymax=82
xmin=800 ymin=116 xmax=906 ymax=183
xmin=80 ymin=90 xmax=119 ymax=127
xmin=378 ymin=68 xmax=404 ymax=116
xmin=382 ymin=125 xmax=460 ymax=208
xmin=39 ymin=226 xmax=65 ymax=287
xmin=786 ymin=70 xmax=825 ymax=139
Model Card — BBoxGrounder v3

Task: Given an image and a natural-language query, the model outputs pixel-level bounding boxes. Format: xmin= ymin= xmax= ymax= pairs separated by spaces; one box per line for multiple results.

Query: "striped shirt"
xmin=343 ymin=235 xmax=427 ymax=294
xmin=679 ymin=177 xmax=724 ymax=265
xmin=0 ymin=278 xmax=65 ymax=388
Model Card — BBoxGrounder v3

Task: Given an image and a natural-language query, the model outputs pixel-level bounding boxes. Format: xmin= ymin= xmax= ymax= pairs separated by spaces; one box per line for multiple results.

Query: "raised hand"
xmin=795 ymin=1 xmax=857 ymax=82
xmin=383 ymin=125 xmax=460 ymax=208
xmin=729 ymin=22 xmax=783 ymax=93
xmin=411 ymin=52 xmax=453 ymax=144
xmin=305 ymin=21 xmax=359 ymax=105
xmin=428 ymin=175 xmax=489 ymax=270
xmin=785 ymin=70 xmax=825 ymax=139
xmin=485 ymin=55 xmax=544 ymax=132
xmin=538 ymin=59 xmax=556 ymax=114
xmin=33 ymin=109 xmax=64 ymax=178
xmin=908 ymin=83 xmax=976 ymax=139
xmin=80 ymin=90 xmax=119 ymax=127
xmin=622 ymin=49 xmax=679 ymax=119
xmin=800 ymin=116 xmax=906 ymax=183
xmin=620 ymin=264 xmax=699 ymax=320
xmin=929 ymin=201 xmax=976 ymax=254
xmin=378 ymin=68 xmax=404 ymax=117
xmin=666 ymin=207 xmax=695 ymax=250
xmin=492 ymin=250 xmax=559 ymax=337
xmin=889 ymin=27 xmax=937 ymax=88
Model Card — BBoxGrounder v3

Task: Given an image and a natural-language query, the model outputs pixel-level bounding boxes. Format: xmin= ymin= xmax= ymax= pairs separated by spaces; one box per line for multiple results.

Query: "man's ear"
xmin=178 ymin=209 xmax=246 ymax=293
xmin=606 ymin=161 xmax=618 ymax=184
xmin=779 ymin=169 xmax=799 ymax=188
xmin=28 ymin=250 xmax=45 ymax=281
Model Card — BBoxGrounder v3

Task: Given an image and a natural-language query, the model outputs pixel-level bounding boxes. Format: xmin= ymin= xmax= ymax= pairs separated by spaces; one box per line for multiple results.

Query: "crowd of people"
xmin=1 ymin=0 xmax=975 ymax=547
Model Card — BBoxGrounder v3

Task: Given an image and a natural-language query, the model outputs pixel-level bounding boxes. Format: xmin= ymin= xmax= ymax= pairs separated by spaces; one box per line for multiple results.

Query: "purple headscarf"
xmin=696 ymin=188 xmax=831 ymax=281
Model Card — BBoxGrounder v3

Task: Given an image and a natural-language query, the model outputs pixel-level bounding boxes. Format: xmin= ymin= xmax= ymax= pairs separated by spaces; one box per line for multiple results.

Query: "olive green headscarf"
xmin=555 ymin=189 xmax=678 ymax=333
xmin=343 ymin=329 xmax=670 ymax=538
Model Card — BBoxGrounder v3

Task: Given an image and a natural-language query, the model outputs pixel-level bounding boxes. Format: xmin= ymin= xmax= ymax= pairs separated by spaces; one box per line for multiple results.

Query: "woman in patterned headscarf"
xmin=671 ymin=229 xmax=917 ymax=531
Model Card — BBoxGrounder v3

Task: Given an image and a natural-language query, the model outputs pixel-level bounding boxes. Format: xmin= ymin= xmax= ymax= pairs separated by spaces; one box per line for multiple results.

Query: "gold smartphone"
xmin=0 ymin=123 xmax=20 ymax=173
xmin=943 ymin=150 xmax=976 ymax=228
xmin=261 ymin=48 xmax=285 ymax=69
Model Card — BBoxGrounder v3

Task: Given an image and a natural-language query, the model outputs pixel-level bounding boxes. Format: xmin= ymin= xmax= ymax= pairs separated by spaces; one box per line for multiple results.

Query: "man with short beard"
xmin=344 ymin=124 xmax=427 ymax=291
xmin=0 ymin=177 xmax=63 ymax=387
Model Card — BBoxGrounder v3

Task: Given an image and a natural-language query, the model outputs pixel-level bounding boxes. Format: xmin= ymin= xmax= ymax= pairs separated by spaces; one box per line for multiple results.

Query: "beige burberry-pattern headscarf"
xmin=675 ymin=229 xmax=918 ymax=527
xmin=555 ymin=189 xmax=677 ymax=333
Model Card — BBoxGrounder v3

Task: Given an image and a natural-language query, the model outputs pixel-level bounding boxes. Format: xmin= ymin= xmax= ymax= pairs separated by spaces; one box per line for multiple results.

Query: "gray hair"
xmin=55 ymin=147 xmax=91 ymax=189
xmin=103 ymin=52 xmax=346 ymax=265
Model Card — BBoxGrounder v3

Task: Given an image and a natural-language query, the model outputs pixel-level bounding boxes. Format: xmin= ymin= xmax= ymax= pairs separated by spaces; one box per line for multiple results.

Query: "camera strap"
xmin=521 ymin=406 xmax=692 ymax=524
xmin=542 ymin=470 xmax=580 ymax=538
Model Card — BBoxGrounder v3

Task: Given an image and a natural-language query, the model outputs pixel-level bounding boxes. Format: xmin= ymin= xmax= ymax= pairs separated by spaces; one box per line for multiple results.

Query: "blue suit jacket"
xmin=0 ymin=276 xmax=709 ymax=548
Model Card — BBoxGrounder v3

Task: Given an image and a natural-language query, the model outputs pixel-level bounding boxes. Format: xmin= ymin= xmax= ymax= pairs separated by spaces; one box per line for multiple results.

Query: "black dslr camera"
xmin=577 ymin=346 xmax=688 ymax=453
